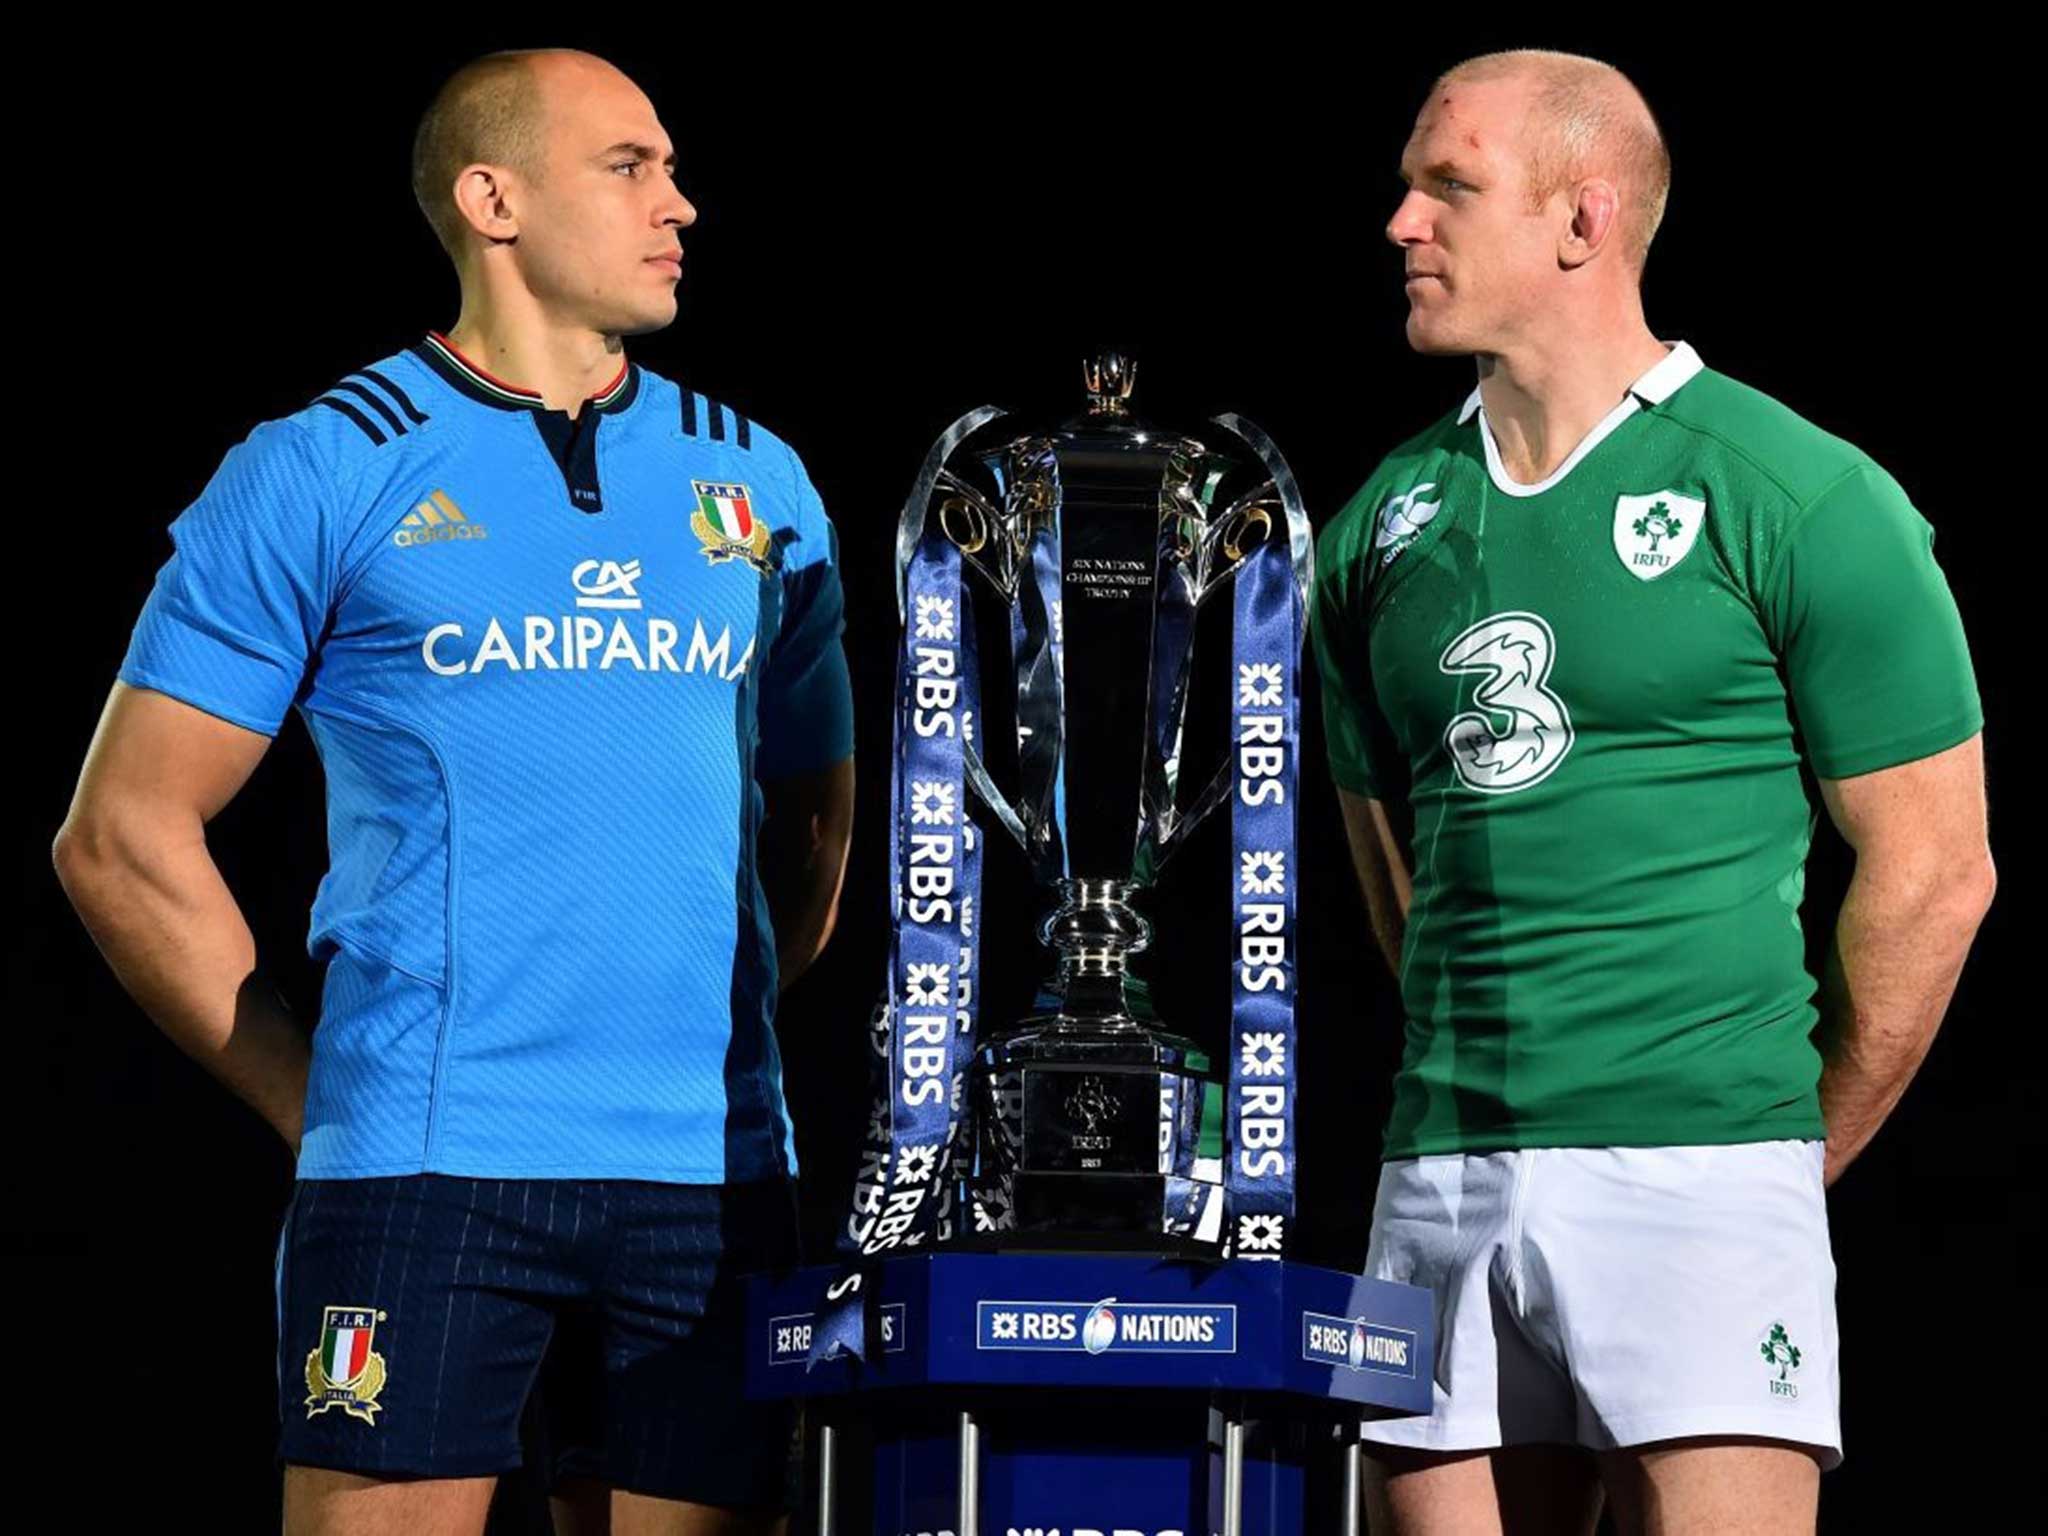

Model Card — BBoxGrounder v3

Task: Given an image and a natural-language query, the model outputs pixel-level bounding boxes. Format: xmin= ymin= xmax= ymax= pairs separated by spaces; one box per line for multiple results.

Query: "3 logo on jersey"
xmin=1439 ymin=612 xmax=1575 ymax=794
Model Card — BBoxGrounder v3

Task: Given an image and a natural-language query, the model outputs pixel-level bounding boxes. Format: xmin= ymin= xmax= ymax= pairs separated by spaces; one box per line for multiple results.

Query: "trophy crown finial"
xmin=1083 ymin=352 xmax=1135 ymax=416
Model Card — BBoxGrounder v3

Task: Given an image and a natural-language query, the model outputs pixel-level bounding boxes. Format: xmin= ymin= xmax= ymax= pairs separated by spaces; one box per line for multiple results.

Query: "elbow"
xmin=1962 ymin=847 xmax=1998 ymax=928
xmin=1912 ymin=845 xmax=1997 ymax=936
xmin=53 ymin=802 xmax=177 ymax=918
xmin=51 ymin=813 xmax=109 ymax=908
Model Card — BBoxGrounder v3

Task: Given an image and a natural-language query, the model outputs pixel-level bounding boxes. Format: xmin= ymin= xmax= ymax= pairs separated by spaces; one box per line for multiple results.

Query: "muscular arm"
xmin=1336 ymin=787 xmax=1414 ymax=979
xmin=1814 ymin=732 xmax=1995 ymax=1187
xmin=759 ymin=754 xmax=855 ymax=992
xmin=51 ymin=682 xmax=312 ymax=1152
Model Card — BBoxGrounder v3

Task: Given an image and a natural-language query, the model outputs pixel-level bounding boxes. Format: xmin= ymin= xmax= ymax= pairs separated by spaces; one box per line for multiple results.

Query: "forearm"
xmin=1361 ymin=869 xmax=1409 ymax=978
xmin=1338 ymin=791 xmax=1413 ymax=979
xmin=1815 ymin=854 xmax=1993 ymax=1185
xmin=767 ymin=852 xmax=844 ymax=991
xmin=760 ymin=760 xmax=854 ymax=992
xmin=54 ymin=814 xmax=310 ymax=1150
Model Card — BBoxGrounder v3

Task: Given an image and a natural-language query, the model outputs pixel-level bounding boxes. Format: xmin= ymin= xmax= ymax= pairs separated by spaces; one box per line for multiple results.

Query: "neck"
xmin=443 ymin=282 xmax=626 ymax=419
xmin=1473 ymin=290 xmax=1668 ymax=485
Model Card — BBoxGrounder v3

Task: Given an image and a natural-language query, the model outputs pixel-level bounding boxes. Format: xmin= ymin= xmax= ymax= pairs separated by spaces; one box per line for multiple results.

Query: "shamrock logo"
xmin=1632 ymin=499 xmax=1684 ymax=552
xmin=1760 ymin=1322 xmax=1803 ymax=1381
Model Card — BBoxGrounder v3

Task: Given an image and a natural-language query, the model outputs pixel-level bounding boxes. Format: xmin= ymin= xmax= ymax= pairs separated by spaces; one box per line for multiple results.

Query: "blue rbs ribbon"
xmin=811 ymin=535 xmax=982 ymax=1364
xmin=1225 ymin=537 xmax=1301 ymax=1260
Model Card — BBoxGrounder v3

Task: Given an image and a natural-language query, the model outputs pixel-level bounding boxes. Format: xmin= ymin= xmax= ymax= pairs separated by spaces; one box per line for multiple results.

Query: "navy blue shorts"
xmin=274 ymin=1175 xmax=800 ymax=1507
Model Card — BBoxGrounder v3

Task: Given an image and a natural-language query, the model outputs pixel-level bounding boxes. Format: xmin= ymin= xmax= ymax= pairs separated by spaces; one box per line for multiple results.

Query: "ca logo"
xmin=1438 ymin=612 xmax=1574 ymax=794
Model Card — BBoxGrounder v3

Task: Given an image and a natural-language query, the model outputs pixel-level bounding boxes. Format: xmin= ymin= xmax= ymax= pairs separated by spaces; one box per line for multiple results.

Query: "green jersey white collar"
xmin=1458 ymin=340 xmax=1705 ymax=499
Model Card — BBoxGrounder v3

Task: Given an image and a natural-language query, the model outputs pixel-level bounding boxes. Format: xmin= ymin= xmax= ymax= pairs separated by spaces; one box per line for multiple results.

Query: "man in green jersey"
xmin=1312 ymin=49 xmax=1996 ymax=1535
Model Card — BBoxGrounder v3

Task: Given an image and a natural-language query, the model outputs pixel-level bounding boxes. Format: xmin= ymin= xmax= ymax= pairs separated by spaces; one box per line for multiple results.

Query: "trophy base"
xmin=944 ymin=1223 xmax=1222 ymax=1261
xmin=968 ymin=1019 xmax=1223 ymax=1251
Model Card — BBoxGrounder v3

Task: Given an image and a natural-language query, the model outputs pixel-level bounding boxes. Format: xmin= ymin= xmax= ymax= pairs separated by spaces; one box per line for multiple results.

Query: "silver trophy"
xmin=894 ymin=355 xmax=1312 ymax=1247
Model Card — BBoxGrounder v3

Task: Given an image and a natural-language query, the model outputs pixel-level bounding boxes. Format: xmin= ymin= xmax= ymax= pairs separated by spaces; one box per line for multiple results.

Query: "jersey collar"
xmin=1458 ymin=341 xmax=1704 ymax=499
xmin=411 ymin=331 xmax=640 ymax=416
xmin=1458 ymin=340 xmax=1703 ymax=426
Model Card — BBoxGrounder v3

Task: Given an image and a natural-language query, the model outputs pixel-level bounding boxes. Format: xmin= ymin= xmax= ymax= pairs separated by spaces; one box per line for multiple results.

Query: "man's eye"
xmin=613 ymin=162 xmax=640 ymax=176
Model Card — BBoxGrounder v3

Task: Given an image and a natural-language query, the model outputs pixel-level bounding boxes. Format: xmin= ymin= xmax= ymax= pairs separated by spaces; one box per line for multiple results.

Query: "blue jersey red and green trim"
xmin=120 ymin=333 xmax=854 ymax=1183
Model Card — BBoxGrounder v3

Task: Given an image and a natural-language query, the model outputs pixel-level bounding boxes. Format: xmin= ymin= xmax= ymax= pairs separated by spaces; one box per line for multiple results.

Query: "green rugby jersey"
xmin=1312 ymin=343 xmax=1981 ymax=1158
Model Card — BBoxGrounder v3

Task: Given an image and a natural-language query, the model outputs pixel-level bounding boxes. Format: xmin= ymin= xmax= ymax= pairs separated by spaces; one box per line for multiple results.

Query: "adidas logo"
xmin=394 ymin=490 xmax=488 ymax=547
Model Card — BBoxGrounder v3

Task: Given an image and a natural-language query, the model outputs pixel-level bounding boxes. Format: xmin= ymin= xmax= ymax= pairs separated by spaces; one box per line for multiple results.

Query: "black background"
xmin=21 ymin=27 xmax=2039 ymax=1531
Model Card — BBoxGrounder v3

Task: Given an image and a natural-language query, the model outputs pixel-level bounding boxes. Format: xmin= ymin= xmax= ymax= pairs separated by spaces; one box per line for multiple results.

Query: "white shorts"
xmin=1358 ymin=1140 xmax=1842 ymax=1469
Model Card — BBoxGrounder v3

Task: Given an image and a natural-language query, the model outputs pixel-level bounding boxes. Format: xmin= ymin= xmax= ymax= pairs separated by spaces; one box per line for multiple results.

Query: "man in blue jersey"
xmin=53 ymin=48 xmax=852 ymax=1535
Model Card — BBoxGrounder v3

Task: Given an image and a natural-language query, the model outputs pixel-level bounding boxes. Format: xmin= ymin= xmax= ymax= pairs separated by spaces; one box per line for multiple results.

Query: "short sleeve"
xmin=1761 ymin=463 xmax=1983 ymax=780
xmin=118 ymin=418 xmax=338 ymax=736
xmin=1312 ymin=513 xmax=1409 ymax=801
xmin=755 ymin=444 xmax=854 ymax=780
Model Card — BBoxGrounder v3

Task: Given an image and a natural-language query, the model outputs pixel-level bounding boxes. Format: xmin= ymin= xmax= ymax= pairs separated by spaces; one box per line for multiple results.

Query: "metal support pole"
xmin=1341 ymin=1429 xmax=1364 ymax=1536
xmin=816 ymin=1420 xmax=837 ymax=1536
xmin=1221 ymin=1415 xmax=1246 ymax=1536
xmin=957 ymin=1408 xmax=981 ymax=1536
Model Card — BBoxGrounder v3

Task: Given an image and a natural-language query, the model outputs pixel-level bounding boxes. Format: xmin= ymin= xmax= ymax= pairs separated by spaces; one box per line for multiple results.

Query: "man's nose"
xmin=1386 ymin=190 xmax=1431 ymax=248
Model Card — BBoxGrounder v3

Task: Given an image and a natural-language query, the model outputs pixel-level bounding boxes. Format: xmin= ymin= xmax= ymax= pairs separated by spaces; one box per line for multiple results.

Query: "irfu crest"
xmin=1759 ymin=1320 xmax=1804 ymax=1399
xmin=1612 ymin=490 xmax=1706 ymax=581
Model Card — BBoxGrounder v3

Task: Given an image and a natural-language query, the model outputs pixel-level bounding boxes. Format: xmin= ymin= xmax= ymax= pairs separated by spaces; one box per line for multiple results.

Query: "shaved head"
xmin=1438 ymin=50 xmax=1670 ymax=271
xmin=410 ymin=50 xmax=559 ymax=260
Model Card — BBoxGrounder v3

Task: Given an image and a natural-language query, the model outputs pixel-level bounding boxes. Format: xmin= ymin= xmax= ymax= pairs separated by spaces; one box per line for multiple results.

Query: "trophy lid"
xmin=1083 ymin=351 xmax=1135 ymax=417
xmin=1060 ymin=350 xmax=1158 ymax=443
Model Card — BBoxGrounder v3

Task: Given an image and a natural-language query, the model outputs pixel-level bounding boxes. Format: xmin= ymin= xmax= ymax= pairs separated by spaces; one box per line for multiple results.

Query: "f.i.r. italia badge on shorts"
xmin=304 ymin=1305 xmax=389 ymax=1423
xmin=690 ymin=480 xmax=775 ymax=574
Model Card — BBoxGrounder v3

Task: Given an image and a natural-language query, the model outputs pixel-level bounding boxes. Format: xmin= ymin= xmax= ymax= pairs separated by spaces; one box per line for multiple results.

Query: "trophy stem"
xmin=1036 ymin=879 xmax=1154 ymax=1022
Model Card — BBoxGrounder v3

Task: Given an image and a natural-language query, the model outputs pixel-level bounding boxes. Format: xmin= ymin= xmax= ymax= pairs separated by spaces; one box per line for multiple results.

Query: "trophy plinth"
xmin=972 ymin=1026 xmax=1219 ymax=1246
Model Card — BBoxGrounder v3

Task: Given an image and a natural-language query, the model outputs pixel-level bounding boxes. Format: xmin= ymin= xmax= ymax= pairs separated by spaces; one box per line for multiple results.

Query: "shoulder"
xmin=1658 ymin=366 xmax=1881 ymax=510
xmin=634 ymin=365 xmax=835 ymax=568
xmin=216 ymin=346 xmax=446 ymax=507
xmin=632 ymin=364 xmax=796 ymax=463
xmin=1318 ymin=403 xmax=1467 ymax=572
xmin=171 ymin=348 xmax=425 ymax=523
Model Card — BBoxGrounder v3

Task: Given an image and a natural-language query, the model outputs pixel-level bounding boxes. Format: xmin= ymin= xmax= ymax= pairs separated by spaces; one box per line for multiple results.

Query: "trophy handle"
xmin=896 ymin=405 xmax=1008 ymax=621
xmin=895 ymin=404 xmax=1051 ymax=863
xmin=1209 ymin=412 xmax=1315 ymax=604
xmin=1141 ymin=414 xmax=1313 ymax=875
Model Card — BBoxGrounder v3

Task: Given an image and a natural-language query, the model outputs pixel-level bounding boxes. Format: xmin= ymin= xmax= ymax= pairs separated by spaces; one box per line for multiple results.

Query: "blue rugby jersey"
xmin=120 ymin=333 xmax=854 ymax=1183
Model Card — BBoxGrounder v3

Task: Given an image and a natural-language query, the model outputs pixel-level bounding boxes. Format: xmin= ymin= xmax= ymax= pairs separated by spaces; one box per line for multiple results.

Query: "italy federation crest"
xmin=1612 ymin=490 xmax=1705 ymax=581
xmin=304 ymin=1306 xmax=388 ymax=1424
xmin=690 ymin=480 xmax=775 ymax=574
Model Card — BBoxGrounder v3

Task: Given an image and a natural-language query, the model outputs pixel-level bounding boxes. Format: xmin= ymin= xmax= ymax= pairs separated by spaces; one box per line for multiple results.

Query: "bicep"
xmin=1816 ymin=731 xmax=1988 ymax=865
xmin=69 ymin=681 xmax=274 ymax=834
